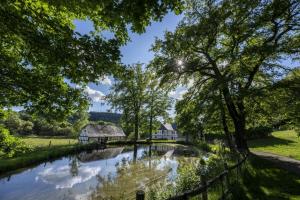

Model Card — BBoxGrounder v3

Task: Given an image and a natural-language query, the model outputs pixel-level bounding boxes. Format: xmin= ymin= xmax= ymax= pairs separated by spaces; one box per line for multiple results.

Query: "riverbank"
xmin=0 ymin=142 xmax=100 ymax=175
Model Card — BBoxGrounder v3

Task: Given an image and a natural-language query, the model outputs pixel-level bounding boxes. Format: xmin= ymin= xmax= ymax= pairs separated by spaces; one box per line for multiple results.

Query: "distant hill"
xmin=89 ymin=112 xmax=122 ymax=124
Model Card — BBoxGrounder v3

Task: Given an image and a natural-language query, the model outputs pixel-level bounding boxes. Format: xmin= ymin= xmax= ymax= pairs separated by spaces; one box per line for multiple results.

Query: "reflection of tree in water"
xmin=69 ymin=157 xmax=80 ymax=177
xmin=89 ymin=149 xmax=171 ymax=200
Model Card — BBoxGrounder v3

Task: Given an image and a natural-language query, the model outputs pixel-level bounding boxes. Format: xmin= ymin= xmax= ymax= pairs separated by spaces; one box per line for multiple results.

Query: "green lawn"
xmin=231 ymin=155 xmax=300 ymax=200
xmin=248 ymin=130 xmax=300 ymax=160
xmin=20 ymin=136 xmax=78 ymax=148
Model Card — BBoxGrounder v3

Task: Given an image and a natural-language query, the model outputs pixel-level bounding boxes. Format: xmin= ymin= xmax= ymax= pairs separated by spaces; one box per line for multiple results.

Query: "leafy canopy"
xmin=0 ymin=0 xmax=183 ymax=120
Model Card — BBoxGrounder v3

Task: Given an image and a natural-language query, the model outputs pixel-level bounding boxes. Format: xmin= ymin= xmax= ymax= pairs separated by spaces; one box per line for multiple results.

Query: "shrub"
xmin=195 ymin=140 xmax=212 ymax=152
xmin=0 ymin=126 xmax=32 ymax=158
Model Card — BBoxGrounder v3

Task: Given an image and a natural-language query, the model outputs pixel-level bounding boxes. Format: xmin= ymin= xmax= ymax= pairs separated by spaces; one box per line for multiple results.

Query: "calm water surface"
xmin=0 ymin=144 xmax=201 ymax=200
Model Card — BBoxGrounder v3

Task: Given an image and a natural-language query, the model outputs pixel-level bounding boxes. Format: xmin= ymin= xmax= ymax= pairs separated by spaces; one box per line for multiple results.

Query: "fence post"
xmin=201 ymin=174 xmax=208 ymax=200
xmin=136 ymin=190 xmax=145 ymax=200
xmin=49 ymin=140 xmax=51 ymax=148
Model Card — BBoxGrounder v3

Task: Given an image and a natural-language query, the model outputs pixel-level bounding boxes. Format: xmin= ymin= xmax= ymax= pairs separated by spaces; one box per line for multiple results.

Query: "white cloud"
xmin=169 ymin=89 xmax=187 ymax=100
xmin=98 ymin=76 xmax=112 ymax=86
xmin=187 ymin=79 xmax=194 ymax=88
xmin=84 ymin=86 xmax=105 ymax=102
xmin=36 ymin=165 xmax=101 ymax=189
xmin=169 ymin=90 xmax=176 ymax=97
xmin=178 ymin=90 xmax=187 ymax=100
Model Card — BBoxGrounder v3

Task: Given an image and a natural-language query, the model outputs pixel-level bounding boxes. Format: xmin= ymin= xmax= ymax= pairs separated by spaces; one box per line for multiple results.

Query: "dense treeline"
xmin=0 ymin=110 xmax=89 ymax=137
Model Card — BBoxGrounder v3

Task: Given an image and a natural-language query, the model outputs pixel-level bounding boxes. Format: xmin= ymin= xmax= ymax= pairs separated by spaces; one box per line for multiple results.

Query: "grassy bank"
xmin=248 ymin=130 xmax=300 ymax=160
xmin=231 ymin=154 xmax=300 ymax=200
xmin=0 ymin=136 xmax=96 ymax=175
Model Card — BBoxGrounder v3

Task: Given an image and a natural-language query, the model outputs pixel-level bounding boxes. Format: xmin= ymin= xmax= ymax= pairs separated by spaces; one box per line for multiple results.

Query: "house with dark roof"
xmin=152 ymin=123 xmax=178 ymax=140
xmin=79 ymin=124 xmax=126 ymax=144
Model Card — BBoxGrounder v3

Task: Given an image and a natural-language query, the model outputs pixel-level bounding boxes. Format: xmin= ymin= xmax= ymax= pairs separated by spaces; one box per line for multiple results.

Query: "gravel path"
xmin=251 ymin=151 xmax=300 ymax=175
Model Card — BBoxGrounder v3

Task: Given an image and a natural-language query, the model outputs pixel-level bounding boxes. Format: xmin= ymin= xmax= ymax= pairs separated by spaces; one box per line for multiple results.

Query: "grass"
xmin=0 ymin=136 xmax=93 ymax=175
xmin=20 ymin=136 xmax=78 ymax=148
xmin=231 ymin=154 xmax=300 ymax=200
xmin=248 ymin=130 xmax=300 ymax=160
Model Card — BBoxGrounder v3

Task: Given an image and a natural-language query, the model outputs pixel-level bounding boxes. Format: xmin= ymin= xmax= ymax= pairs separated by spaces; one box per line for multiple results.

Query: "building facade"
xmin=152 ymin=123 xmax=178 ymax=140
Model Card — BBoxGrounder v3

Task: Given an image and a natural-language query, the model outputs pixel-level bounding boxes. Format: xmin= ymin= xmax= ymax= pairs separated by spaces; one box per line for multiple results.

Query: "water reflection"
xmin=36 ymin=164 xmax=101 ymax=189
xmin=0 ymin=144 xmax=200 ymax=200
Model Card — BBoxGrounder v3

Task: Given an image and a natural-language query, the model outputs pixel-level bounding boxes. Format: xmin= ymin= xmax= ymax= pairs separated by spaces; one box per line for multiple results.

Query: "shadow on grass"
xmin=248 ymin=136 xmax=295 ymax=148
xmin=230 ymin=155 xmax=300 ymax=200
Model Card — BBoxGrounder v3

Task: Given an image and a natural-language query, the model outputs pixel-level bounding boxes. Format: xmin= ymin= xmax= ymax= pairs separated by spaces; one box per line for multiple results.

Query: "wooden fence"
xmin=136 ymin=154 xmax=248 ymax=200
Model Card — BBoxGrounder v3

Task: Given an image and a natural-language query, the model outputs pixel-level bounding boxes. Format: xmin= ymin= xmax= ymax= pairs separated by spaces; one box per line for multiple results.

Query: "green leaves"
xmin=0 ymin=0 xmax=184 ymax=121
xmin=107 ymin=64 xmax=172 ymax=138
xmin=151 ymin=0 xmax=300 ymax=150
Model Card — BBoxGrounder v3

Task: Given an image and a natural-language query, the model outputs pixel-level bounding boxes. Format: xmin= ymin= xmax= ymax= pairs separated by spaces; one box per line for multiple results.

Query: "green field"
xmin=20 ymin=136 xmax=78 ymax=148
xmin=248 ymin=130 xmax=300 ymax=160
xmin=231 ymin=155 xmax=300 ymax=200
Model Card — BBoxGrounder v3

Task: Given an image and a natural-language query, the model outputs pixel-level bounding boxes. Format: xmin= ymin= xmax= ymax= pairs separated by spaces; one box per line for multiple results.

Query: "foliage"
xmin=144 ymin=72 xmax=173 ymax=139
xmin=107 ymin=64 xmax=150 ymax=140
xmin=2 ymin=110 xmax=33 ymax=135
xmin=108 ymin=64 xmax=172 ymax=140
xmin=151 ymin=0 xmax=300 ymax=150
xmin=148 ymin=152 xmax=231 ymax=199
xmin=0 ymin=109 xmax=89 ymax=137
xmin=0 ymin=125 xmax=32 ymax=158
xmin=194 ymin=140 xmax=212 ymax=152
xmin=0 ymin=0 xmax=183 ymax=121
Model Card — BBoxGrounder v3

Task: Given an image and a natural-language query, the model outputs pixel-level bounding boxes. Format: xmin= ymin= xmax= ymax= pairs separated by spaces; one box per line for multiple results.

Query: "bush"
xmin=195 ymin=140 xmax=212 ymax=152
xmin=0 ymin=125 xmax=32 ymax=158
xmin=246 ymin=126 xmax=273 ymax=139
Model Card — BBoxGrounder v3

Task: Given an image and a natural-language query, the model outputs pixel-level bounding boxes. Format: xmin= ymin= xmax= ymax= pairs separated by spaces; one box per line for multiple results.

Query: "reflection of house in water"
xmin=78 ymin=147 xmax=124 ymax=162
xmin=150 ymin=145 xmax=198 ymax=157
xmin=79 ymin=124 xmax=126 ymax=144
xmin=150 ymin=145 xmax=176 ymax=156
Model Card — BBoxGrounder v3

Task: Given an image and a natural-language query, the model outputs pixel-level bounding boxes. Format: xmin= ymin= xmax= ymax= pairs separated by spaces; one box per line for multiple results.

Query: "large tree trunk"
xmin=221 ymin=87 xmax=248 ymax=152
xmin=232 ymin=118 xmax=248 ymax=151
xmin=218 ymin=90 xmax=234 ymax=150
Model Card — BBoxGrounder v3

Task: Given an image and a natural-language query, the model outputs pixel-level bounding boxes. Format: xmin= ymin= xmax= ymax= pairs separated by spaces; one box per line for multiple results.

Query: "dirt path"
xmin=251 ymin=151 xmax=300 ymax=175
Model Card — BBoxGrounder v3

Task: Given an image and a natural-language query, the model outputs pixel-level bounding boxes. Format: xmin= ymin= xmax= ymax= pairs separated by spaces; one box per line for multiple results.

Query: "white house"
xmin=79 ymin=124 xmax=126 ymax=144
xmin=152 ymin=123 xmax=178 ymax=140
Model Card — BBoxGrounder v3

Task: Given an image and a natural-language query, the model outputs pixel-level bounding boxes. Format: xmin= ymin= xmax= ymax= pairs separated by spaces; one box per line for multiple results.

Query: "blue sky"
xmin=74 ymin=12 xmax=184 ymax=113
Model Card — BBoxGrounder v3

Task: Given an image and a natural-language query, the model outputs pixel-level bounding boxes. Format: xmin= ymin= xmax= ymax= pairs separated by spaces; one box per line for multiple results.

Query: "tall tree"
xmin=151 ymin=0 xmax=300 ymax=151
xmin=145 ymin=75 xmax=172 ymax=140
xmin=108 ymin=64 xmax=150 ymax=141
xmin=0 ymin=0 xmax=183 ymax=120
